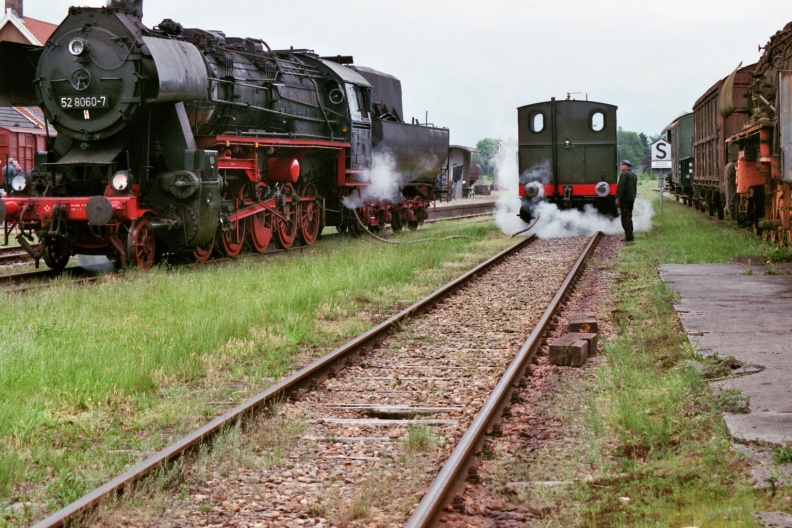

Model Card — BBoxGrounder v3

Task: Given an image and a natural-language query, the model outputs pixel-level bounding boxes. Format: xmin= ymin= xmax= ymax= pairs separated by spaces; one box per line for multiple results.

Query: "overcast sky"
xmin=21 ymin=0 xmax=792 ymax=147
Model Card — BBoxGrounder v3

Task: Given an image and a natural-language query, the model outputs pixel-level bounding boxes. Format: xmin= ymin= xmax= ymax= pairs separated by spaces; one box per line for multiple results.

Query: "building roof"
xmin=0 ymin=105 xmax=55 ymax=135
xmin=0 ymin=105 xmax=38 ymax=128
xmin=21 ymin=15 xmax=57 ymax=44
xmin=0 ymin=8 xmax=57 ymax=46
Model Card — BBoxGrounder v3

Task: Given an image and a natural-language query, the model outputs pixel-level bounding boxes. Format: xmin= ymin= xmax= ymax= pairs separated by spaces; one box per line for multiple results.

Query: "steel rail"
xmin=31 ymin=233 xmax=538 ymax=528
xmin=405 ymin=231 xmax=603 ymax=528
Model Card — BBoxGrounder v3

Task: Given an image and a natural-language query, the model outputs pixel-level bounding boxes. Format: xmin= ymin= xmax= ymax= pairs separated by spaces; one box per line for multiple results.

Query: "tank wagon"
xmin=662 ymin=112 xmax=694 ymax=205
xmin=517 ymin=98 xmax=618 ymax=222
xmin=0 ymin=0 xmax=449 ymax=269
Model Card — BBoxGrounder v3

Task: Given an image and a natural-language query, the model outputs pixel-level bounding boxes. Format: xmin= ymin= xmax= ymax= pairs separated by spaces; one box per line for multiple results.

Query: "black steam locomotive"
xmin=0 ymin=0 xmax=449 ymax=269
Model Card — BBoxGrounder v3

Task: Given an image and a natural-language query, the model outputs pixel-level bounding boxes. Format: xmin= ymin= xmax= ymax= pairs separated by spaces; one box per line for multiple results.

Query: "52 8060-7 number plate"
xmin=60 ymin=96 xmax=109 ymax=109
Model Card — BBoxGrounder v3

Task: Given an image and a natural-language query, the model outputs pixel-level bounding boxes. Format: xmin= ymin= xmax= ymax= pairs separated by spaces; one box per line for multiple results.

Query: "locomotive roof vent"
xmin=107 ymin=0 xmax=142 ymax=18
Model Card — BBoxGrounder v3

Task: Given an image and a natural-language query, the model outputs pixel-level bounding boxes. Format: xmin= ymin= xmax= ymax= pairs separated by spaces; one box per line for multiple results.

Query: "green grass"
xmin=0 ymin=217 xmax=513 ymax=524
xmin=641 ymin=192 xmax=768 ymax=263
xmin=576 ymin=184 xmax=788 ymax=526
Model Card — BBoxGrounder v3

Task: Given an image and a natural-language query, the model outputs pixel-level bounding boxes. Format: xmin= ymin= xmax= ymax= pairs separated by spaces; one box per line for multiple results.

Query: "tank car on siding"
xmin=661 ymin=112 xmax=694 ymax=206
xmin=691 ymin=64 xmax=752 ymax=220
xmin=0 ymin=0 xmax=449 ymax=269
xmin=724 ymin=22 xmax=792 ymax=243
xmin=517 ymin=98 xmax=618 ymax=223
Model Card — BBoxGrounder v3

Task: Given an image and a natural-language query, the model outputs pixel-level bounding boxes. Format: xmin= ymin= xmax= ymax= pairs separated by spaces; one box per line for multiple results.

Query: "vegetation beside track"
xmin=0 ymin=218 xmax=512 ymax=526
xmin=494 ymin=184 xmax=791 ymax=526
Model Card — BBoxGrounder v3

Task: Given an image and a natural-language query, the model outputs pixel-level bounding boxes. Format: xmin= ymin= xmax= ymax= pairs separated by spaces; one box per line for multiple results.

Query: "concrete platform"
xmin=659 ymin=262 xmax=792 ymax=445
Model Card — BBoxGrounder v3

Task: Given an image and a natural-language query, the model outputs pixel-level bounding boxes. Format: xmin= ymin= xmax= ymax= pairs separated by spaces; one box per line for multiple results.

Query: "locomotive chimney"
xmin=5 ymin=0 xmax=22 ymax=18
xmin=107 ymin=0 xmax=142 ymax=18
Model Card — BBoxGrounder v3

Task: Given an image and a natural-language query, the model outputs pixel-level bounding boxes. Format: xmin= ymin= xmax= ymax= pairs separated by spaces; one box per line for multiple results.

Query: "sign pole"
xmin=651 ymin=138 xmax=673 ymax=215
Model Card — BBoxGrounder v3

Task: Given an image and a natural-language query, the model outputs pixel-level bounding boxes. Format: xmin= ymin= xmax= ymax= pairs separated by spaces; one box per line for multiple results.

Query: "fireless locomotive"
xmin=517 ymin=98 xmax=618 ymax=222
xmin=0 ymin=0 xmax=449 ymax=269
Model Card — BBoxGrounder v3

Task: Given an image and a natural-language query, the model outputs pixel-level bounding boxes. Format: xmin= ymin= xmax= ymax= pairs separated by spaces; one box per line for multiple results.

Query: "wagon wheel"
xmin=127 ymin=219 xmax=156 ymax=270
xmin=407 ymin=220 xmax=420 ymax=231
xmin=248 ymin=210 xmax=272 ymax=253
xmin=193 ymin=233 xmax=216 ymax=263
xmin=391 ymin=212 xmax=403 ymax=233
xmin=221 ymin=215 xmax=246 ymax=258
xmin=298 ymin=183 xmax=321 ymax=246
xmin=42 ymin=235 xmax=71 ymax=271
xmin=275 ymin=183 xmax=298 ymax=249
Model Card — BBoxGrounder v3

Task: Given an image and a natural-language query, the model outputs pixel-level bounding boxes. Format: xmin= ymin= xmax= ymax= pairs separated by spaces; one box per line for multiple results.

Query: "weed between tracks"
xmin=0 ymin=218 xmax=512 ymax=526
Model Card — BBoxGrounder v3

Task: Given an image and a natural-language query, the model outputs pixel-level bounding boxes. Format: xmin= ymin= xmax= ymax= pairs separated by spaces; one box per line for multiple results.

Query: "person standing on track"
xmin=616 ymin=159 xmax=638 ymax=242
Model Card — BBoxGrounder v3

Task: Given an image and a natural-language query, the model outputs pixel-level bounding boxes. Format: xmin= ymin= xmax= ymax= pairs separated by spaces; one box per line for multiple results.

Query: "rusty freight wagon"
xmin=725 ymin=21 xmax=792 ymax=243
xmin=691 ymin=64 xmax=752 ymax=219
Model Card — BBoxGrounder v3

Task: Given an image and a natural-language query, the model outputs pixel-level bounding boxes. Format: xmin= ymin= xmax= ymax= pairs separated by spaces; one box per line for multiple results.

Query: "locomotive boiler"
xmin=0 ymin=0 xmax=449 ymax=269
xmin=517 ymin=98 xmax=618 ymax=222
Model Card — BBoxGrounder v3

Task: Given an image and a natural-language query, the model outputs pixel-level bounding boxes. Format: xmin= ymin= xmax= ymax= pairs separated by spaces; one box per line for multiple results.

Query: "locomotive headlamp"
xmin=523 ymin=181 xmax=541 ymax=199
xmin=10 ymin=173 xmax=28 ymax=192
xmin=111 ymin=171 xmax=130 ymax=191
xmin=68 ymin=37 xmax=89 ymax=56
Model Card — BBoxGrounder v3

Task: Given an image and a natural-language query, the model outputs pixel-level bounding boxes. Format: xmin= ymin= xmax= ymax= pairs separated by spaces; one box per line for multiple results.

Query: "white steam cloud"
xmin=343 ymin=153 xmax=404 ymax=209
xmin=493 ymin=141 xmax=654 ymax=238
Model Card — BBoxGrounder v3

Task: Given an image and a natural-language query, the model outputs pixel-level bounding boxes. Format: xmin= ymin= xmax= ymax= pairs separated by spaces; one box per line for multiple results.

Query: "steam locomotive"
xmin=0 ymin=0 xmax=449 ymax=269
xmin=664 ymin=21 xmax=792 ymax=244
xmin=516 ymin=98 xmax=618 ymax=222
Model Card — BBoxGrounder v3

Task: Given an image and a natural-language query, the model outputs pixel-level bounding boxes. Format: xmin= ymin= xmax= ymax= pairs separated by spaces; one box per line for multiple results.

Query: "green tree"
xmin=473 ymin=138 xmax=498 ymax=177
xmin=617 ymin=128 xmax=646 ymax=172
xmin=638 ymin=132 xmax=650 ymax=164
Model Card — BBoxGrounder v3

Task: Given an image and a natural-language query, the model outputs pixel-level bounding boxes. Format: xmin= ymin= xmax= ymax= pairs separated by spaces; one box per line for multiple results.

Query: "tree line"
xmin=473 ymin=129 xmax=656 ymax=178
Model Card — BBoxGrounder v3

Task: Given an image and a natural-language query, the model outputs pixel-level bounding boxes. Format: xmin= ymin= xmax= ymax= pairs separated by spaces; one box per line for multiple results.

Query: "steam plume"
xmin=494 ymin=141 xmax=654 ymax=238
xmin=342 ymin=153 xmax=404 ymax=209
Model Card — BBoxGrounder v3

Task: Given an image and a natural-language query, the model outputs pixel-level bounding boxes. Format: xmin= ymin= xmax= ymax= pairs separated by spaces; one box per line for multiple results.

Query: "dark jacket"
xmin=1 ymin=164 xmax=15 ymax=185
xmin=616 ymin=169 xmax=637 ymax=203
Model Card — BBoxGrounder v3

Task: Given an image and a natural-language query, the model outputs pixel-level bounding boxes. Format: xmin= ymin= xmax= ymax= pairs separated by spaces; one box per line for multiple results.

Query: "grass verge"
xmin=0 ymin=217 xmax=512 ymax=526
xmin=494 ymin=186 xmax=792 ymax=526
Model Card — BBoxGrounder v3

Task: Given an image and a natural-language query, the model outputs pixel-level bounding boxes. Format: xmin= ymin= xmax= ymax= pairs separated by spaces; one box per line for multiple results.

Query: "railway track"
xmin=0 ymin=244 xmax=27 ymax=264
xmin=32 ymin=231 xmax=601 ymax=527
xmin=0 ymin=203 xmax=495 ymax=290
